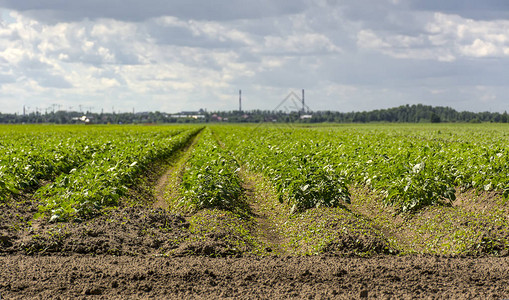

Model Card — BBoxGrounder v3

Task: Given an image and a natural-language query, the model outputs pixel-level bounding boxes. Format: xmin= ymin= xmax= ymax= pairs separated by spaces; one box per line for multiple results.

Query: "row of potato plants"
xmin=0 ymin=127 xmax=107 ymax=202
xmin=329 ymin=129 xmax=459 ymax=211
xmin=178 ymin=128 xmax=245 ymax=212
xmin=327 ymin=126 xmax=509 ymax=210
xmin=214 ymin=127 xmax=351 ymax=213
xmin=0 ymin=126 xmax=187 ymax=202
xmin=214 ymin=125 xmax=508 ymax=212
xmin=37 ymin=126 xmax=201 ymax=221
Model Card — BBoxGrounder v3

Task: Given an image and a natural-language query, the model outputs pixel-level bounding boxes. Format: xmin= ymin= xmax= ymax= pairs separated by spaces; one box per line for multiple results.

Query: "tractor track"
xmin=153 ymin=130 xmax=203 ymax=210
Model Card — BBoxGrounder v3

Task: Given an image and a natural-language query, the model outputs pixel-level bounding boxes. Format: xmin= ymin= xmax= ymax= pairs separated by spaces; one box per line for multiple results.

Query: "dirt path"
xmin=211 ymin=129 xmax=288 ymax=255
xmin=153 ymin=132 xmax=202 ymax=210
xmin=241 ymin=171 xmax=288 ymax=255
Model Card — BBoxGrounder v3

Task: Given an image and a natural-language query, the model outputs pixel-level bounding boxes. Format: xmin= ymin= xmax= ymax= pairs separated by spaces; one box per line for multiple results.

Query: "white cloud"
xmin=428 ymin=13 xmax=509 ymax=58
xmin=357 ymin=29 xmax=456 ymax=62
xmin=461 ymin=39 xmax=499 ymax=57
xmin=357 ymin=30 xmax=391 ymax=49
xmin=263 ymin=33 xmax=341 ymax=55
xmin=357 ymin=12 xmax=509 ymax=64
xmin=1 ymin=2 xmax=509 ymax=114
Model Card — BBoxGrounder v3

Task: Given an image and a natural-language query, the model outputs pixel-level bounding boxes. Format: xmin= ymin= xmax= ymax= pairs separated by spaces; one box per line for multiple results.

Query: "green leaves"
xmin=1 ymin=123 xmax=507 ymax=220
xmin=215 ymin=127 xmax=351 ymax=212
xmin=23 ymin=126 xmax=200 ymax=221
xmin=180 ymin=128 xmax=244 ymax=211
xmin=213 ymin=124 xmax=508 ymax=213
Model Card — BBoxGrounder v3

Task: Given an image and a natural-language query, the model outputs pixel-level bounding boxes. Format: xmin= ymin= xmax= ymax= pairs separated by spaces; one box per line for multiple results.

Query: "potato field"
xmin=1 ymin=123 xmax=509 ymax=299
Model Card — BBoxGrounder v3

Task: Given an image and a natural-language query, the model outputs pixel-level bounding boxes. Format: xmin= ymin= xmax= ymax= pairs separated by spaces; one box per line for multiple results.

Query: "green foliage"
xmin=383 ymin=160 xmax=456 ymax=212
xmin=214 ymin=124 xmax=509 ymax=213
xmin=215 ymin=128 xmax=351 ymax=212
xmin=179 ymin=128 xmax=245 ymax=211
xmin=1 ymin=104 xmax=508 ymax=124
xmin=0 ymin=128 xmax=105 ymax=201
xmin=1 ymin=123 xmax=507 ymax=220
xmin=36 ymin=127 xmax=201 ymax=220
xmin=0 ymin=125 xmax=201 ymax=219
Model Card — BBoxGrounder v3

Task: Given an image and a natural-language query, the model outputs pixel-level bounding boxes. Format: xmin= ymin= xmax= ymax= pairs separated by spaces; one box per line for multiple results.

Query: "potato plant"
xmin=215 ymin=127 xmax=351 ymax=212
xmin=33 ymin=126 xmax=201 ymax=220
xmin=0 ymin=129 xmax=103 ymax=201
xmin=1 ymin=124 xmax=507 ymax=221
xmin=214 ymin=125 xmax=508 ymax=213
xmin=179 ymin=128 xmax=244 ymax=211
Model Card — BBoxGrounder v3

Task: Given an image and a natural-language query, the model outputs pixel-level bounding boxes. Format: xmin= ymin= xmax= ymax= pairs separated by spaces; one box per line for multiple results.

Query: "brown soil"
xmin=348 ymin=186 xmax=509 ymax=256
xmin=1 ymin=255 xmax=508 ymax=299
xmin=241 ymin=171 xmax=288 ymax=255
xmin=454 ymin=190 xmax=508 ymax=213
xmin=1 ymin=202 xmax=190 ymax=256
xmin=0 ymin=195 xmax=39 ymax=251
xmin=2 ymin=192 xmax=509 ymax=298
xmin=154 ymin=132 xmax=202 ymax=210
xmin=153 ymin=168 xmax=173 ymax=209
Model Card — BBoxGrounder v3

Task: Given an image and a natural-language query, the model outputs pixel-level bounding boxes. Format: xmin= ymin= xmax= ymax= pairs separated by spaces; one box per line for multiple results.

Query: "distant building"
xmin=211 ymin=114 xmax=222 ymax=121
xmin=72 ymin=115 xmax=93 ymax=123
xmin=171 ymin=109 xmax=205 ymax=119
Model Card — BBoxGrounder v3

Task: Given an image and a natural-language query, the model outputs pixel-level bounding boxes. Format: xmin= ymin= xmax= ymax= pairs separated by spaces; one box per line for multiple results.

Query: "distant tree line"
xmin=0 ymin=111 xmax=188 ymax=124
xmin=0 ymin=104 xmax=507 ymax=124
xmin=207 ymin=104 xmax=508 ymax=124
xmin=306 ymin=104 xmax=508 ymax=123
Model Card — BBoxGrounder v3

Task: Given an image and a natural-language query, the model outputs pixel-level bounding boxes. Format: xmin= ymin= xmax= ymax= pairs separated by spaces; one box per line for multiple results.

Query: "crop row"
xmin=214 ymin=125 xmax=508 ymax=212
xmin=214 ymin=127 xmax=351 ymax=212
xmin=1 ymin=124 xmax=507 ymax=219
xmin=0 ymin=128 xmax=105 ymax=201
xmin=0 ymin=125 xmax=201 ymax=220
xmin=178 ymin=128 xmax=244 ymax=212
xmin=40 ymin=127 xmax=202 ymax=221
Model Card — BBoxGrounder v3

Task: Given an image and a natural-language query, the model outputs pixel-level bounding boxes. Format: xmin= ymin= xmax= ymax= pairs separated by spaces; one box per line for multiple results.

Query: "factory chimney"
xmin=302 ymin=89 xmax=305 ymax=113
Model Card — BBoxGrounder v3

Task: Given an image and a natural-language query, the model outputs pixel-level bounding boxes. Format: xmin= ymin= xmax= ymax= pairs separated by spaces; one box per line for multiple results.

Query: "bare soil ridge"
xmin=1 ymin=255 xmax=508 ymax=299
xmin=348 ymin=187 xmax=509 ymax=256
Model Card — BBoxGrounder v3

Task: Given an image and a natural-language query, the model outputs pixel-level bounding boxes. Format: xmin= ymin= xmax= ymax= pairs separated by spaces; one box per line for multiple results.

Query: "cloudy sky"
xmin=1 ymin=0 xmax=508 ymax=114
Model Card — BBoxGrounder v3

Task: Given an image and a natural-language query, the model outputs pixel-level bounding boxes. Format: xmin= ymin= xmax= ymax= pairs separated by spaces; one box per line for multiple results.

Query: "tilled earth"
xmin=1 ymin=195 xmax=509 ymax=299
xmin=1 ymin=254 xmax=508 ymax=299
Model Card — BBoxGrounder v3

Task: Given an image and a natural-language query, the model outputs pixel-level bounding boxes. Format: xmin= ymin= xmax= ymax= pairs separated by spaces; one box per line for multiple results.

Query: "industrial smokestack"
xmin=302 ymin=89 xmax=305 ymax=113
xmin=239 ymin=89 xmax=242 ymax=112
